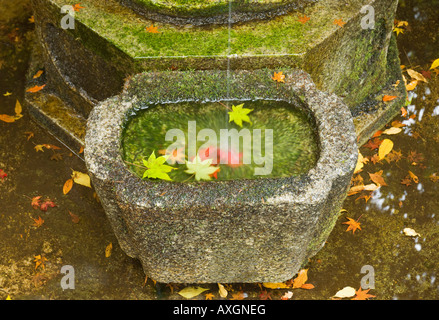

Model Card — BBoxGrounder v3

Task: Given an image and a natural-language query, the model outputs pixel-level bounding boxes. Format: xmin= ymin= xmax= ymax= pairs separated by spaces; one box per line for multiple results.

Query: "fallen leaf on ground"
xmin=408 ymin=170 xmax=419 ymax=183
xmin=333 ymin=286 xmax=356 ymax=299
xmin=178 ymin=286 xmax=209 ymax=299
xmin=368 ymin=171 xmax=387 ymax=186
xmin=33 ymin=70 xmax=44 ymax=79
xmin=105 ymin=243 xmax=112 ymax=258
xmin=0 ymin=114 xmax=16 ymax=123
xmin=280 ymin=291 xmax=293 ymax=300
xmin=407 ymin=69 xmax=428 ymax=83
xmin=429 ymin=58 xmax=439 ymax=70
xmin=63 ymin=178 xmax=74 ymax=195
xmin=71 ymin=170 xmax=91 ymax=188
xmin=292 ymin=269 xmax=310 ymax=289
xmin=378 ymin=139 xmax=394 ymax=160
xmin=343 ymin=217 xmax=362 ymax=234
xmin=31 ymin=196 xmax=42 ymax=209
xmin=230 ymin=292 xmax=247 ymax=300
xmin=0 ymin=169 xmax=7 ymax=180
xmin=205 ymin=293 xmax=214 ymax=300
xmin=34 ymin=255 xmax=48 ymax=270
xmin=26 ymin=84 xmax=46 ymax=93
xmin=351 ymin=287 xmax=376 ymax=300
xmin=32 ymin=216 xmax=44 ymax=228
xmin=403 ymin=227 xmax=420 ymax=237
xmin=263 ymin=282 xmax=289 ymax=289
xmin=68 ymin=211 xmax=80 ymax=223
xmin=383 ymin=127 xmax=402 ymax=135
xmin=218 ymin=283 xmax=228 ymax=298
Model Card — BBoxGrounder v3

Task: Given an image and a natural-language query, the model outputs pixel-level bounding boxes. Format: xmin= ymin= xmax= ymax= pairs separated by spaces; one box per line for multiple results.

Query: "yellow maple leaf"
xmin=34 ymin=255 xmax=48 ymax=270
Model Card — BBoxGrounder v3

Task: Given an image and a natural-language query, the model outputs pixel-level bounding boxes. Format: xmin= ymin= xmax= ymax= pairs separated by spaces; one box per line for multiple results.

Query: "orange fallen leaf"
xmin=26 ymin=84 xmax=46 ymax=93
xmin=300 ymin=283 xmax=315 ymax=290
xmin=383 ymin=95 xmax=397 ymax=102
xmin=401 ymin=106 xmax=408 ymax=117
xmin=63 ymin=178 xmax=74 ymax=195
xmin=408 ymin=170 xmax=419 ymax=183
xmin=368 ymin=171 xmax=387 ymax=186
xmin=33 ymin=70 xmax=44 ymax=79
xmin=272 ymin=71 xmax=285 ymax=83
xmin=34 ymin=255 xmax=48 ymax=270
xmin=146 ymin=24 xmax=160 ymax=33
xmin=32 ymin=216 xmax=44 ymax=228
xmin=343 ymin=217 xmax=362 ymax=234
xmin=333 ymin=19 xmax=346 ymax=27
xmin=205 ymin=293 xmax=214 ymax=300
xmin=292 ymin=269 xmax=309 ymax=289
xmin=298 ymin=15 xmax=310 ymax=24
xmin=73 ymin=3 xmax=85 ymax=12
xmin=0 ymin=114 xmax=16 ymax=123
xmin=351 ymin=287 xmax=376 ymax=300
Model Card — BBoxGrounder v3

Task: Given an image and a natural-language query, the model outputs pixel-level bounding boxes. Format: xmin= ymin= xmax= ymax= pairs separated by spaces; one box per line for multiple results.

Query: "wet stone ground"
xmin=0 ymin=0 xmax=438 ymax=300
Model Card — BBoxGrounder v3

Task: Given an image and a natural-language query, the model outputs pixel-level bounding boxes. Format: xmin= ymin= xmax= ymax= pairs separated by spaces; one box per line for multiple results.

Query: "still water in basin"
xmin=121 ymin=100 xmax=319 ymax=182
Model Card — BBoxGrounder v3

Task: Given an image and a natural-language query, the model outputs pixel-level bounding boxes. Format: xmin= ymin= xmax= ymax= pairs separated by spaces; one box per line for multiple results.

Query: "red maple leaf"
xmin=0 ymin=169 xmax=7 ymax=180
xmin=40 ymin=199 xmax=56 ymax=212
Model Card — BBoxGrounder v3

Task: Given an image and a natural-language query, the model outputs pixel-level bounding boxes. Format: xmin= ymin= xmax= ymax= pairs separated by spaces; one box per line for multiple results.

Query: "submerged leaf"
xmin=178 ymin=286 xmax=209 ymax=299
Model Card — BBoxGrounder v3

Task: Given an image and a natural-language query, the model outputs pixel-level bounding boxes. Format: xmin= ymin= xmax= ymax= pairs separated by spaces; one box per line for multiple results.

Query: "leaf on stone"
xmin=178 ymin=286 xmax=209 ymax=299
xmin=408 ymin=170 xmax=419 ymax=183
xmin=105 ymin=242 xmax=112 ymax=258
xmin=378 ymin=139 xmax=393 ymax=160
xmin=73 ymin=3 xmax=85 ymax=12
xmin=298 ymin=15 xmax=310 ymax=24
xmin=146 ymin=24 xmax=160 ymax=33
xmin=383 ymin=95 xmax=397 ymax=102
xmin=228 ymin=103 xmax=253 ymax=127
xmin=271 ymin=71 xmax=285 ymax=83
xmin=63 ymin=178 xmax=74 ymax=195
xmin=333 ymin=19 xmax=346 ymax=27
xmin=71 ymin=170 xmax=91 ymax=188
xmin=142 ymin=152 xmax=175 ymax=181
xmin=185 ymin=155 xmax=219 ymax=181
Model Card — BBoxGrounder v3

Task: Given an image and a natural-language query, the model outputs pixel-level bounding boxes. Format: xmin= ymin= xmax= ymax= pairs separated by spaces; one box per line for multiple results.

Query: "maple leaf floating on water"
xmin=32 ymin=216 xmax=44 ymax=228
xmin=185 ymin=155 xmax=219 ymax=181
xmin=142 ymin=151 xmax=176 ymax=181
xmin=228 ymin=103 xmax=253 ymax=127
xmin=26 ymin=84 xmax=46 ymax=93
xmin=343 ymin=217 xmax=362 ymax=234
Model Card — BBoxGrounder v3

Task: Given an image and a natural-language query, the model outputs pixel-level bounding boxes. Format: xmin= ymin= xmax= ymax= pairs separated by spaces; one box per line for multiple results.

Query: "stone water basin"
xmin=85 ymin=69 xmax=357 ymax=283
